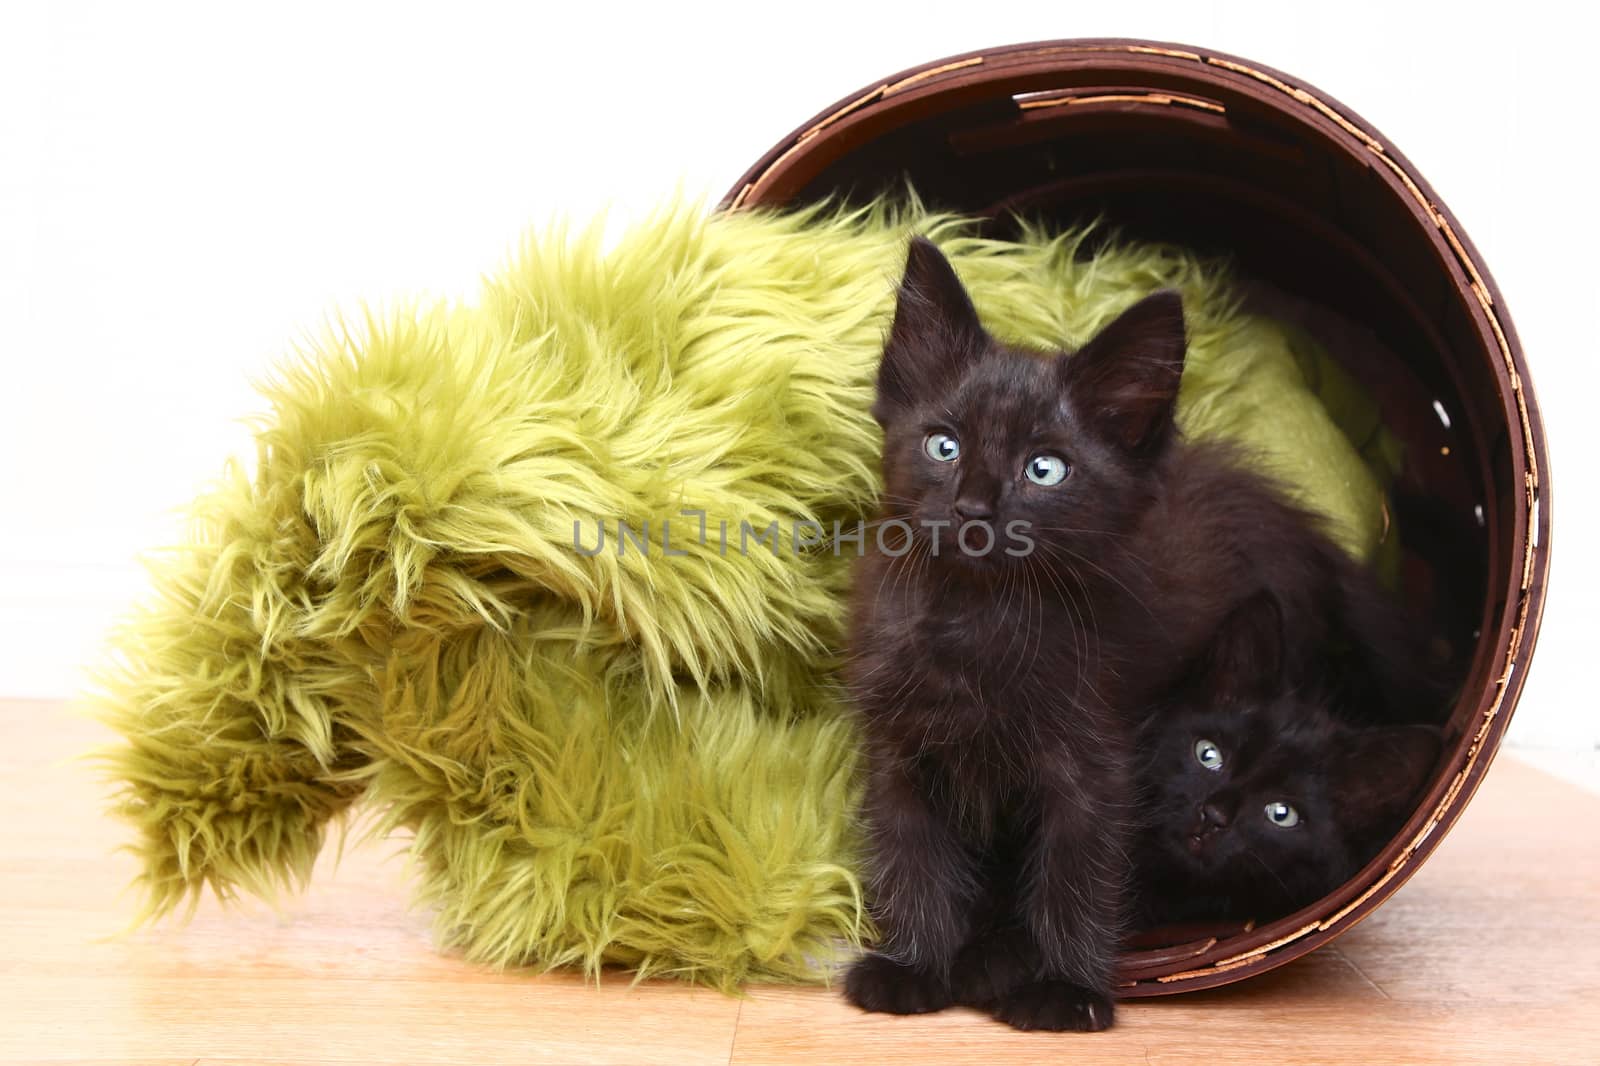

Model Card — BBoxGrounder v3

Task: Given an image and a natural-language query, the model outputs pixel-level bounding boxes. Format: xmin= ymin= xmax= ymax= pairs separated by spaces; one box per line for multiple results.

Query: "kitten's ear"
xmin=1331 ymin=724 xmax=1442 ymax=841
xmin=1196 ymin=592 xmax=1284 ymax=709
xmin=1059 ymin=289 xmax=1187 ymax=455
xmin=874 ymin=237 xmax=985 ymax=420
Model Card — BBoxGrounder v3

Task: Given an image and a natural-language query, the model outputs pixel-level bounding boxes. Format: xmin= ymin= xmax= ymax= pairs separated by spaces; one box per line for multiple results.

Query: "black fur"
xmin=1131 ymin=692 xmax=1441 ymax=926
xmin=843 ymin=237 xmax=1445 ymax=1032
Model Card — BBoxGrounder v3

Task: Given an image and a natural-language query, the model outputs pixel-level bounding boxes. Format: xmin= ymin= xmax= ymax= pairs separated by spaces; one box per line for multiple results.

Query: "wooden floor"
xmin=2 ymin=698 xmax=1596 ymax=1065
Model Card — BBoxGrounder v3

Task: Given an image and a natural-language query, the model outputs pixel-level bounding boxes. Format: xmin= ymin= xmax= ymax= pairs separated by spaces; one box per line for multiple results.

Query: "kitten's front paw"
xmin=991 ymin=980 xmax=1114 ymax=1032
xmin=843 ymin=952 xmax=953 ymax=1015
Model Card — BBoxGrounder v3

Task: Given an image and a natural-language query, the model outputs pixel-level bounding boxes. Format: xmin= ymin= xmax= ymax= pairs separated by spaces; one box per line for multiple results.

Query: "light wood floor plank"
xmin=3 ymin=698 xmax=1595 ymax=1065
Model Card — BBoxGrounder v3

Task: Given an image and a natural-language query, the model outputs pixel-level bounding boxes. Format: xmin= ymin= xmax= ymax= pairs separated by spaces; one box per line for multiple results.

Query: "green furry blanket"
xmin=98 ymin=200 xmax=1391 ymax=989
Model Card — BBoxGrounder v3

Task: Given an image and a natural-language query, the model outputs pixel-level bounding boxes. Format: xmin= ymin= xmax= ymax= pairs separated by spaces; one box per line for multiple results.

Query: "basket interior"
xmin=725 ymin=43 xmax=1539 ymax=993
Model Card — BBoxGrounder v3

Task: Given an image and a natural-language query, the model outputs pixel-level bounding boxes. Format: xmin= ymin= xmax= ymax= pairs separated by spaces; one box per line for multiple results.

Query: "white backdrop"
xmin=2 ymin=2 xmax=1593 ymax=762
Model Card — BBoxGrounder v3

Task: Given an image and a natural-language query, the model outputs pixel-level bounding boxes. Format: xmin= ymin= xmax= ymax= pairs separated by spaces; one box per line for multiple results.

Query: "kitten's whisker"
xmin=996 ymin=562 xmax=1028 ymax=683
xmin=875 ymin=541 xmax=934 ymax=713
xmin=1015 ymin=524 xmax=1137 ymax=540
xmin=1039 ymin=541 xmax=1161 ymax=629
xmin=1242 ymin=845 xmax=1298 ymax=907
xmin=1038 ymin=557 xmax=1109 ymax=709
xmin=1032 ymin=555 xmax=1090 ymax=698
xmin=1023 ymin=562 xmax=1047 ymax=693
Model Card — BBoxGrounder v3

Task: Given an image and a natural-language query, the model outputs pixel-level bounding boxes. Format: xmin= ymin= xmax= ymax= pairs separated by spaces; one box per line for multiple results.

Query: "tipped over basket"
xmin=722 ymin=38 xmax=1551 ymax=996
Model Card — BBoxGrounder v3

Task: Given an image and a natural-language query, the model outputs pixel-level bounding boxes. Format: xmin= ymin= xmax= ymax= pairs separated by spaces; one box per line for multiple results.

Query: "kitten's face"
xmin=1138 ymin=698 xmax=1440 ymax=922
xmin=879 ymin=353 xmax=1147 ymax=567
xmin=1142 ymin=699 xmax=1346 ymax=916
xmin=872 ymin=238 xmax=1185 ymax=569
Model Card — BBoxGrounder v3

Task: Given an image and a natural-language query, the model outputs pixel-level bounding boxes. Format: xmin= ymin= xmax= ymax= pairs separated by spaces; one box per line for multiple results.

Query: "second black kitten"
xmin=1132 ymin=593 xmax=1445 ymax=927
xmin=1132 ymin=693 xmax=1441 ymax=927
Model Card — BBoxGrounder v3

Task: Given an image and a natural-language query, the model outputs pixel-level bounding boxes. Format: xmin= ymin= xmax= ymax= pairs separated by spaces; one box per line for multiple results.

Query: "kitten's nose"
xmin=1199 ymin=801 xmax=1232 ymax=830
xmin=953 ymin=497 xmax=995 ymax=523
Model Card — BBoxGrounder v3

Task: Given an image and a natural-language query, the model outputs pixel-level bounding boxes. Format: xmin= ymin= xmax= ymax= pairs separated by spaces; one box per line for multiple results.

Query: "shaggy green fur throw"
xmin=97 ymin=198 xmax=1393 ymax=989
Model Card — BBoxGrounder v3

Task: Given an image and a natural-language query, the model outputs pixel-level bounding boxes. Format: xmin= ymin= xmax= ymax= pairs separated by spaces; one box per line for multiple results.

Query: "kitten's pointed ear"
xmin=1059 ymin=289 xmax=1187 ymax=455
xmin=1332 ymin=724 xmax=1442 ymax=841
xmin=875 ymin=237 xmax=985 ymax=420
xmin=1195 ymin=592 xmax=1284 ymax=709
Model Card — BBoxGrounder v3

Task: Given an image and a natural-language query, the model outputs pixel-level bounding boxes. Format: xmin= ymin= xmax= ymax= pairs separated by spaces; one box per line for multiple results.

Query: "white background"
xmin=1 ymin=2 xmax=1593 ymax=768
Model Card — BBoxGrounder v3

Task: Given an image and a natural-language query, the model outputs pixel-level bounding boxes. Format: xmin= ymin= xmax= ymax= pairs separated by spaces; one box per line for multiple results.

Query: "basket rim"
xmin=720 ymin=37 xmax=1553 ymax=996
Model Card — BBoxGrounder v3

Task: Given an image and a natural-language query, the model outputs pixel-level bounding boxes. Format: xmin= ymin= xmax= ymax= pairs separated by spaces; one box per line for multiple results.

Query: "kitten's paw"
xmin=991 ymin=980 xmax=1114 ymax=1032
xmin=843 ymin=952 xmax=953 ymax=1015
xmin=949 ymin=931 xmax=1038 ymax=1007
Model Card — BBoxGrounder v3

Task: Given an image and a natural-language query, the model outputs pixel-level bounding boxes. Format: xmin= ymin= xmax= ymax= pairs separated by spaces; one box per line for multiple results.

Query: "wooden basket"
xmin=721 ymin=39 xmax=1551 ymax=995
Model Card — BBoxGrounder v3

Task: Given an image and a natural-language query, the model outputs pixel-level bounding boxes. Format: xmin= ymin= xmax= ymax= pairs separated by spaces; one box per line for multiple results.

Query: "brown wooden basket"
xmin=721 ymin=39 xmax=1551 ymax=996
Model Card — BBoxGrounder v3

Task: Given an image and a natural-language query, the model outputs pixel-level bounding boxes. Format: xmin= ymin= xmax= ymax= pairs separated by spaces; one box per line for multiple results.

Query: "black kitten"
xmin=843 ymin=239 xmax=1220 ymax=1032
xmin=1132 ymin=594 xmax=1443 ymax=926
xmin=842 ymin=236 xmax=1440 ymax=1031
xmin=1131 ymin=691 xmax=1440 ymax=927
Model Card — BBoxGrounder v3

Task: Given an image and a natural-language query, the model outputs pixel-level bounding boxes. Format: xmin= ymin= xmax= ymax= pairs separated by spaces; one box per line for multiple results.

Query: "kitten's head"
xmin=1137 ymin=693 xmax=1441 ymax=923
xmin=872 ymin=237 xmax=1186 ymax=568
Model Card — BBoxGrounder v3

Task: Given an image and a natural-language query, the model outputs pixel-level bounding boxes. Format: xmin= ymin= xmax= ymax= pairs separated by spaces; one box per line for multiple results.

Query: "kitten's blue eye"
xmin=1025 ymin=454 xmax=1069 ymax=486
xmin=1193 ymin=739 xmax=1223 ymax=772
xmin=925 ymin=433 xmax=960 ymax=463
xmin=1264 ymin=801 xmax=1301 ymax=828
